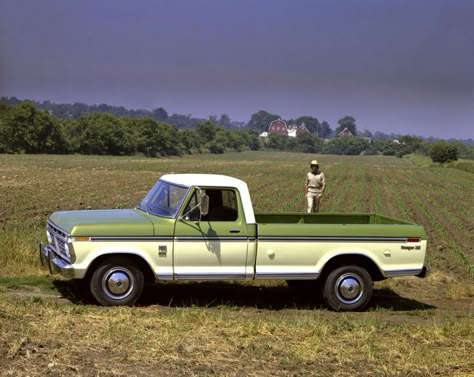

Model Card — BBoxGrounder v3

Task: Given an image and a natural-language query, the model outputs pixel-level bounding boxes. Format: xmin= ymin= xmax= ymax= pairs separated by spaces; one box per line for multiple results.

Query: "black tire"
xmin=322 ymin=265 xmax=372 ymax=311
xmin=89 ymin=256 xmax=144 ymax=306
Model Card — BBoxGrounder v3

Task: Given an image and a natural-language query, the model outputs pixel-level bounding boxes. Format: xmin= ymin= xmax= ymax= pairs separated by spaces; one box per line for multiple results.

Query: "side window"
xmin=206 ymin=189 xmax=238 ymax=222
xmin=222 ymin=190 xmax=237 ymax=211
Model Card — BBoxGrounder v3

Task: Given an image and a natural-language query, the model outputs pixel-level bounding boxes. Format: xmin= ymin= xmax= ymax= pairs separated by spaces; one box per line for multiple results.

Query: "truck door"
xmin=173 ymin=188 xmax=249 ymax=279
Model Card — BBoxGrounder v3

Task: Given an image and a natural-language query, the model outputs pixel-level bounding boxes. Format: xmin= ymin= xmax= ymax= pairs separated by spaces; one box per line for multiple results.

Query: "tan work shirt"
xmin=306 ymin=171 xmax=325 ymax=194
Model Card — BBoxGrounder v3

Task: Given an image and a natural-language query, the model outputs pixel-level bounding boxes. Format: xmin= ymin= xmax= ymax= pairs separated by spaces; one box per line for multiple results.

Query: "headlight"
xmin=66 ymin=238 xmax=80 ymax=263
xmin=46 ymin=230 xmax=52 ymax=243
xmin=64 ymin=243 xmax=71 ymax=258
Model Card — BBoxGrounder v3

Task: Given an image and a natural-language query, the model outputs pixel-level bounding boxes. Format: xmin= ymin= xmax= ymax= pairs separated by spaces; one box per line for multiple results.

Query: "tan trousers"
xmin=307 ymin=193 xmax=321 ymax=213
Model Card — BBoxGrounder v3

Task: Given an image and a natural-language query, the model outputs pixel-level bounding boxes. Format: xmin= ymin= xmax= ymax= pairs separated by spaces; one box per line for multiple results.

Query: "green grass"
xmin=404 ymin=153 xmax=433 ymax=167
xmin=405 ymin=153 xmax=474 ymax=174
xmin=449 ymin=161 xmax=474 ymax=174
xmin=0 ymin=275 xmax=55 ymax=291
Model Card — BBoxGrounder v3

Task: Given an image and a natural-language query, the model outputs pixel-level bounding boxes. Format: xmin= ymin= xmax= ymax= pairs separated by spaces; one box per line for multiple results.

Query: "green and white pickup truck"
xmin=40 ymin=174 xmax=428 ymax=311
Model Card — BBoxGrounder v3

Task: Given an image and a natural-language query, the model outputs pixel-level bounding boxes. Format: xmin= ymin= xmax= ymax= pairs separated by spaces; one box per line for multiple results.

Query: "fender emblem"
xmin=158 ymin=245 xmax=167 ymax=256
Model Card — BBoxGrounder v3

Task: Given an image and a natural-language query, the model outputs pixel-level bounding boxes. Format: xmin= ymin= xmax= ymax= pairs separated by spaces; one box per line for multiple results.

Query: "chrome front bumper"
xmin=39 ymin=242 xmax=76 ymax=278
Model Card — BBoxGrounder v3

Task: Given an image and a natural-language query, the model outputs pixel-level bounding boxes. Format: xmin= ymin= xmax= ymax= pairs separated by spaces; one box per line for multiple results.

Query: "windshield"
xmin=137 ymin=180 xmax=189 ymax=218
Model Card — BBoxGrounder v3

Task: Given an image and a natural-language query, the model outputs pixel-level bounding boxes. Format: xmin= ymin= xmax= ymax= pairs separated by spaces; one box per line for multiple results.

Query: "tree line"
xmin=0 ymin=99 xmax=472 ymax=162
xmin=0 ymin=97 xmax=375 ymax=136
xmin=0 ymin=102 xmax=260 ymax=156
xmin=1 ymin=97 xmax=246 ymax=129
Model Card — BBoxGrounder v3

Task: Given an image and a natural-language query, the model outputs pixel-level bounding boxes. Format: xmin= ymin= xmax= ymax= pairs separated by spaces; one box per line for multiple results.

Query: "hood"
xmin=48 ymin=209 xmax=154 ymax=237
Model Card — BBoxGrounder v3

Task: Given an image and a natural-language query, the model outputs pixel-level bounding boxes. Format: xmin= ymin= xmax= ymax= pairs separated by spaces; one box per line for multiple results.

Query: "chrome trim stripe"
xmin=88 ymin=236 xmax=257 ymax=242
xmin=90 ymin=236 xmax=174 ymax=241
xmin=384 ymin=269 xmax=423 ymax=277
xmin=258 ymin=236 xmax=412 ymax=242
xmin=174 ymin=236 xmax=249 ymax=242
xmin=174 ymin=274 xmax=246 ymax=280
xmin=79 ymin=235 xmax=410 ymax=243
xmin=155 ymin=273 xmax=174 ymax=281
xmin=255 ymin=272 xmax=320 ymax=280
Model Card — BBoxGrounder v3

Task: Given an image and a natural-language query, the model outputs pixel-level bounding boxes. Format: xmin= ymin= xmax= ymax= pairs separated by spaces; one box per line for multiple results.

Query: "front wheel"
xmin=322 ymin=265 xmax=372 ymax=311
xmin=89 ymin=257 xmax=144 ymax=306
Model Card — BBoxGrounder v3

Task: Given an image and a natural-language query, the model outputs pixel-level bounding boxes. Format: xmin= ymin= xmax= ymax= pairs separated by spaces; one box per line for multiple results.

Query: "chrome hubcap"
xmin=102 ymin=268 xmax=134 ymax=299
xmin=335 ymin=273 xmax=364 ymax=304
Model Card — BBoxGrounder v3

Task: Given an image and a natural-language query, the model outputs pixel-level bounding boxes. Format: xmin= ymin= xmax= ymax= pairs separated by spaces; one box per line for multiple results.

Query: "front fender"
xmin=71 ymin=240 xmax=173 ymax=280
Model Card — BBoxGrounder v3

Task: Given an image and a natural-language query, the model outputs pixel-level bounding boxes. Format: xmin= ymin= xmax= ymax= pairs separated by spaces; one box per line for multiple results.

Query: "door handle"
xmin=229 ymin=228 xmax=241 ymax=233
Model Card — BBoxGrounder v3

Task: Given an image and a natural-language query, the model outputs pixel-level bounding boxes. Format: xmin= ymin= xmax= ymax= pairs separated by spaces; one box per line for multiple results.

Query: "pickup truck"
xmin=40 ymin=174 xmax=428 ymax=311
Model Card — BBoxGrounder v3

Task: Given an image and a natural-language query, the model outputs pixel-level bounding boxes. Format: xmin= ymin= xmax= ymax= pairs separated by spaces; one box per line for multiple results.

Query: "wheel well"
xmin=320 ymin=254 xmax=384 ymax=282
xmin=85 ymin=253 xmax=156 ymax=283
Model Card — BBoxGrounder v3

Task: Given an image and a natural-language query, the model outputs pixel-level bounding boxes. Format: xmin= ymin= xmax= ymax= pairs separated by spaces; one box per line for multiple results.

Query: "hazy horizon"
xmin=1 ymin=0 xmax=473 ymax=139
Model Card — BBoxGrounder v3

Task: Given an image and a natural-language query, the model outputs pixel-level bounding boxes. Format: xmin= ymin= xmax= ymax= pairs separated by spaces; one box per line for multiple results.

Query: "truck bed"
xmin=254 ymin=213 xmax=426 ymax=239
xmin=255 ymin=213 xmax=413 ymax=225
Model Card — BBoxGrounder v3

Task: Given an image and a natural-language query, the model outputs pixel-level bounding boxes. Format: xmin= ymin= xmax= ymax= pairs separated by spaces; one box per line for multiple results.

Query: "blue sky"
xmin=1 ymin=0 xmax=473 ymax=138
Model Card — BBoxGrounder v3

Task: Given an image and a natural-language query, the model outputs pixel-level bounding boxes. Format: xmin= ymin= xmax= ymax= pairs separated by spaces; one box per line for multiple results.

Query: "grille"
xmin=47 ymin=221 xmax=70 ymax=261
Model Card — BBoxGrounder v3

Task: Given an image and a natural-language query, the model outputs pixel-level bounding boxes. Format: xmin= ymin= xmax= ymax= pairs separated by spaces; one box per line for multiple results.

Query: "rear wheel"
xmin=322 ymin=265 xmax=372 ymax=311
xmin=89 ymin=257 xmax=144 ymax=306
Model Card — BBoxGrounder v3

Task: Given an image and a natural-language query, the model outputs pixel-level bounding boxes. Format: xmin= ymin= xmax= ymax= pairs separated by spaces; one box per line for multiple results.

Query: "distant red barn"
xmin=267 ymin=119 xmax=288 ymax=136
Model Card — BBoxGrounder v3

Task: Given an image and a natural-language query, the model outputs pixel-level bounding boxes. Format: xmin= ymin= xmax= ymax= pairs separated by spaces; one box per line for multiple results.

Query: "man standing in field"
xmin=305 ymin=160 xmax=325 ymax=213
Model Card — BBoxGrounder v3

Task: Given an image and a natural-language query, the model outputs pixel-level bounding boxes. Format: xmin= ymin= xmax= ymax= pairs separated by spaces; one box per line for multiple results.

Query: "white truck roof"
xmin=160 ymin=174 xmax=256 ymax=224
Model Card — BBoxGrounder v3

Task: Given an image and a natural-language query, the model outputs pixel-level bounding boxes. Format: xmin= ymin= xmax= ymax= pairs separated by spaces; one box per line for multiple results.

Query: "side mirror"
xmin=200 ymin=193 xmax=209 ymax=216
xmin=179 ymin=188 xmax=209 ymax=222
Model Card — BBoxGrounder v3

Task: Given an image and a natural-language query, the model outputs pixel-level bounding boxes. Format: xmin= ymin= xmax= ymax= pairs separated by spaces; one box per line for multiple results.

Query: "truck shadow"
xmin=140 ymin=282 xmax=435 ymax=311
xmin=53 ymin=280 xmax=435 ymax=311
